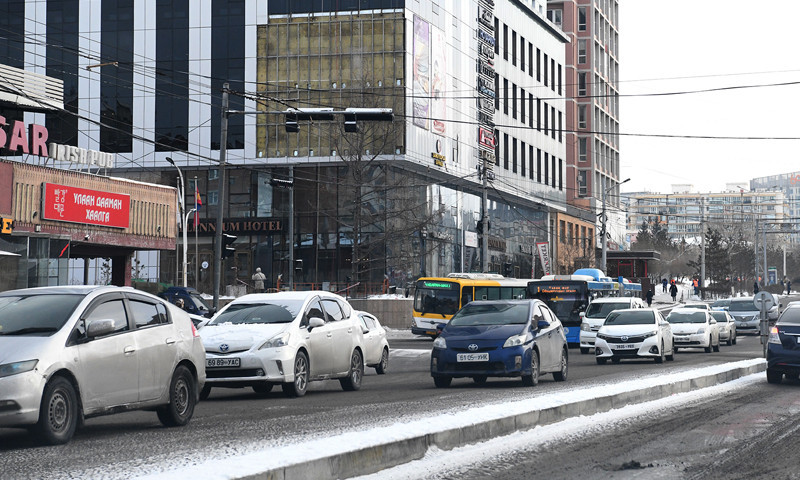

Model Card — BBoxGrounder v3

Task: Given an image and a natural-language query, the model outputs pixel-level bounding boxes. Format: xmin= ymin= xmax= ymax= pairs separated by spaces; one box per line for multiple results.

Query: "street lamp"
xmin=166 ymin=156 xmax=190 ymax=287
xmin=600 ymin=177 xmax=630 ymax=274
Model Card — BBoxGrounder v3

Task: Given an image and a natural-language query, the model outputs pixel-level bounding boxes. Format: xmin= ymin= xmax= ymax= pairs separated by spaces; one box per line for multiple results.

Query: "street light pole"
xmin=600 ymin=177 xmax=630 ymax=274
xmin=166 ymin=156 xmax=188 ymax=287
xmin=213 ymin=83 xmax=229 ymax=310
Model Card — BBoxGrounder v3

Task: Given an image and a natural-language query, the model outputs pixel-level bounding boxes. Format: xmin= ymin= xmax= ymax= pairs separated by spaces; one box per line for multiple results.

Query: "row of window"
xmin=559 ymin=219 xmax=594 ymax=248
xmin=494 ymin=18 xmax=562 ymax=95
xmin=495 ymin=75 xmax=563 ymax=142
xmin=494 ymin=132 xmax=563 ymax=191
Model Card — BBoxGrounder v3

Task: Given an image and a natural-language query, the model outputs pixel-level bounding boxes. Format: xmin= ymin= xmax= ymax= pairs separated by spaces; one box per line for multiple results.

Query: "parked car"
xmin=729 ymin=296 xmax=779 ymax=334
xmin=356 ymin=310 xmax=389 ymax=374
xmin=159 ymin=286 xmax=215 ymax=318
xmin=683 ymin=302 xmax=712 ymax=311
xmin=199 ymin=291 xmax=365 ymax=398
xmin=579 ymin=297 xmax=647 ymax=354
xmin=430 ymin=299 xmax=568 ymax=388
xmin=711 ymin=298 xmax=731 ymax=310
xmin=666 ymin=307 xmax=720 ymax=353
xmin=0 ymin=286 xmax=206 ymax=445
xmin=710 ymin=310 xmax=737 ymax=346
xmin=594 ymin=308 xmax=674 ymax=364
xmin=766 ymin=305 xmax=800 ymax=384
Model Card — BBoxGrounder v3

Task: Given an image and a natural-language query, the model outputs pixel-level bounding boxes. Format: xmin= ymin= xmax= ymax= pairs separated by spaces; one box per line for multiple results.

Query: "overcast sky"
xmin=619 ymin=0 xmax=800 ymax=195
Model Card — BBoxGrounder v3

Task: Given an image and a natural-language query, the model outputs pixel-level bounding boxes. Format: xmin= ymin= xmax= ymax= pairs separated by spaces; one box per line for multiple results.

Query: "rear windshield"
xmin=585 ymin=302 xmax=629 ymax=319
xmin=0 ymin=294 xmax=84 ymax=336
xmin=208 ymin=301 xmax=303 ymax=325
xmin=778 ymin=307 xmax=800 ymax=325
xmin=449 ymin=303 xmax=530 ymax=327
xmin=667 ymin=311 xmax=707 ymax=324
xmin=604 ymin=310 xmax=654 ymax=325
xmin=710 ymin=311 xmax=729 ymax=323
xmin=729 ymin=300 xmax=757 ymax=312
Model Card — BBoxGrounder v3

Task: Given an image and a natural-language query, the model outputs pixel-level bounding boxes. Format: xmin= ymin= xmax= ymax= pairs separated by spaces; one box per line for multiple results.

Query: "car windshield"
xmin=778 ymin=308 xmax=800 ymax=325
xmin=684 ymin=304 xmax=707 ymax=309
xmin=449 ymin=303 xmax=530 ymax=326
xmin=584 ymin=302 xmax=629 ymax=319
xmin=729 ymin=300 xmax=757 ymax=312
xmin=604 ymin=310 xmax=654 ymax=325
xmin=414 ymin=286 xmax=460 ymax=316
xmin=710 ymin=312 xmax=729 ymax=323
xmin=208 ymin=301 xmax=303 ymax=325
xmin=667 ymin=311 xmax=707 ymax=324
xmin=0 ymin=294 xmax=84 ymax=335
xmin=188 ymin=293 xmax=211 ymax=311
xmin=712 ymin=299 xmax=730 ymax=307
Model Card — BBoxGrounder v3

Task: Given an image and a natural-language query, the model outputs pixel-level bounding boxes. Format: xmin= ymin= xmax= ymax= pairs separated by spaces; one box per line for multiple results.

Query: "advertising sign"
xmin=536 ymin=242 xmax=552 ymax=276
xmin=42 ymin=183 xmax=130 ymax=229
xmin=412 ymin=16 xmax=431 ymax=130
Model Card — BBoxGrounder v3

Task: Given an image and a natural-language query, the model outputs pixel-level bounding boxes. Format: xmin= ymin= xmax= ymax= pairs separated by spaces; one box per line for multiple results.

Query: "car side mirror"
xmin=86 ymin=318 xmax=115 ymax=338
xmin=537 ymin=320 xmax=550 ymax=330
xmin=361 ymin=325 xmax=370 ymax=334
xmin=709 ymin=319 xmax=717 ymax=325
xmin=308 ymin=317 xmax=325 ymax=330
xmin=579 ymin=311 xmax=585 ymax=319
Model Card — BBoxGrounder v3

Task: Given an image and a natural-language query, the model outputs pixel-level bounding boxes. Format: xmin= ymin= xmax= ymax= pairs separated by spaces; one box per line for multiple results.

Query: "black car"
xmin=766 ymin=305 xmax=800 ymax=384
xmin=159 ymin=286 xmax=214 ymax=318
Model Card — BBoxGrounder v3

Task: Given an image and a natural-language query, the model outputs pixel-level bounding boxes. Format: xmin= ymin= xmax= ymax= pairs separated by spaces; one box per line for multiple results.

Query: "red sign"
xmin=478 ymin=127 xmax=495 ymax=148
xmin=42 ymin=183 xmax=130 ymax=229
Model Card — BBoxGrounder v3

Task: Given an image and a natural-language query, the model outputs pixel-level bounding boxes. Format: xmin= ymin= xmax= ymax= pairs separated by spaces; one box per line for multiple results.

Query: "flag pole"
xmin=194 ymin=176 xmax=199 ymax=290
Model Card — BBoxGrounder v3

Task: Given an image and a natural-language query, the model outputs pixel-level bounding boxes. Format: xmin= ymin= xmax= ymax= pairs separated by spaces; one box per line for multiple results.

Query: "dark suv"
xmin=159 ymin=287 xmax=214 ymax=318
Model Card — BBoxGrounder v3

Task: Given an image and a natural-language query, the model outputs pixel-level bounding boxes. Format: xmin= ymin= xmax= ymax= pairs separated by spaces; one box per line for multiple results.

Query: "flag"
xmin=194 ymin=182 xmax=202 ymax=228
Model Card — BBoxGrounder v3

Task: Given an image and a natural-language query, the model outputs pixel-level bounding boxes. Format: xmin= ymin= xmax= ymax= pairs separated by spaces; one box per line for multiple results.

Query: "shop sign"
xmin=190 ymin=218 xmax=284 ymax=235
xmin=42 ymin=183 xmax=130 ymax=229
xmin=478 ymin=127 xmax=495 ymax=149
xmin=477 ymin=29 xmax=495 ymax=47
xmin=432 ymin=152 xmax=446 ymax=166
xmin=1 ymin=217 xmax=12 ymax=234
xmin=478 ymin=5 xmax=494 ymax=29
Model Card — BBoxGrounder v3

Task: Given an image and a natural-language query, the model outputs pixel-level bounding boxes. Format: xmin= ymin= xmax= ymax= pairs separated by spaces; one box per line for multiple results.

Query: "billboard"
xmin=42 ymin=183 xmax=130 ymax=229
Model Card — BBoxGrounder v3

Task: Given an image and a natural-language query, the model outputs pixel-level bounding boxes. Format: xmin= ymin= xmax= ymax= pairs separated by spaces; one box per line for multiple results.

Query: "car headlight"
xmin=596 ymin=333 xmax=611 ymax=341
xmin=642 ymin=331 xmax=657 ymax=339
xmin=503 ymin=333 xmax=526 ymax=348
xmin=0 ymin=359 xmax=38 ymax=378
xmin=432 ymin=336 xmax=447 ymax=349
xmin=696 ymin=328 xmax=705 ymax=334
xmin=581 ymin=322 xmax=591 ymax=332
xmin=260 ymin=332 xmax=290 ymax=349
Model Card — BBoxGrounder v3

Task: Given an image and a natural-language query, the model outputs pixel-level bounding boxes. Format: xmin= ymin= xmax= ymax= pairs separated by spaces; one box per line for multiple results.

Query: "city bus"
xmin=411 ymin=273 xmax=531 ymax=337
xmin=527 ymin=269 xmax=642 ymax=345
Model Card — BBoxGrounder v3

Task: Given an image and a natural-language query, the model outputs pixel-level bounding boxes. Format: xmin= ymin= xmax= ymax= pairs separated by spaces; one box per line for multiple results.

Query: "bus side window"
xmin=461 ymin=289 xmax=472 ymax=307
xmin=475 ymin=287 xmax=487 ymax=300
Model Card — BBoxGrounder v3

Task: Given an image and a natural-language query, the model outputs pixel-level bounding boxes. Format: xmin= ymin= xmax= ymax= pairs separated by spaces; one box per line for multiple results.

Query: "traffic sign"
xmin=753 ymin=291 xmax=775 ymax=310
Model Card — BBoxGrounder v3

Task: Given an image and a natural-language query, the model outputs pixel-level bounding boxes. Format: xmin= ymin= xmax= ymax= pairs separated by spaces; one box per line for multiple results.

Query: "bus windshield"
xmin=414 ymin=280 xmax=460 ymax=317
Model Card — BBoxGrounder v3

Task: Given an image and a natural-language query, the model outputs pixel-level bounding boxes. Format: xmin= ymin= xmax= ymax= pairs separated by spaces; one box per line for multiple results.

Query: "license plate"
xmin=737 ymin=323 xmax=747 ymax=327
xmin=675 ymin=336 xmax=689 ymax=341
xmin=612 ymin=344 xmax=636 ymax=349
xmin=457 ymin=352 xmax=489 ymax=362
xmin=207 ymin=357 xmax=240 ymax=368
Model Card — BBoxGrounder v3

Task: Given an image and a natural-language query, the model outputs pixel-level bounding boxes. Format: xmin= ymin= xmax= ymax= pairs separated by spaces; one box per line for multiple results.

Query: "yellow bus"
xmin=411 ymin=273 xmax=530 ymax=337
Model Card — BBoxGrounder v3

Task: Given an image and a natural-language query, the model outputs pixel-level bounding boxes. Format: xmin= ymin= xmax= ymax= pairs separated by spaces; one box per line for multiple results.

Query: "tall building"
xmin=0 ymin=1 xmax=585 ymax=292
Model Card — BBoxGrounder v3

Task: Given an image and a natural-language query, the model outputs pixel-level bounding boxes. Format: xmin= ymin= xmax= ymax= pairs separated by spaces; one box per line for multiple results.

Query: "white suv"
xmin=579 ymin=296 xmax=646 ymax=353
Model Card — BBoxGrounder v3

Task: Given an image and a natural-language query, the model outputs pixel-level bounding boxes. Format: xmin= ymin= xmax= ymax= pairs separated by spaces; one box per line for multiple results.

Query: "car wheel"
xmin=767 ymin=369 xmax=783 ymax=384
xmin=596 ymin=357 xmax=607 ymax=365
xmin=713 ymin=338 xmax=720 ymax=352
xmin=666 ymin=343 xmax=675 ymax=361
xmin=521 ymin=350 xmax=540 ymax=387
xmin=473 ymin=375 xmax=488 ymax=384
xmin=727 ymin=336 xmax=733 ymax=346
xmin=732 ymin=334 xmax=737 ymax=345
xmin=282 ymin=352 xmax=309 ymax=397
xmin=35 ymin=376 xmax=79 ymax=445
xmin=553 ymin=348 xmax=568 ymax=382
xmin=580 ymin=347 xmax=589 ymax=354
xmin=375 ymin=347 xmax=389 ymax=375
xmin=252 ymin=382 xmax=273 ymax=394
xmin=674 ymin=347 xmax=679 ymax=353
xmin=433 ymin=375 xmax=452 ymax=388
xmin=199 ymin=384 xmax=212 ymax=401
xmin=340 ymin=349 xmax=364 ymax=391
xmin=655 ymin=342 xmax=665 ymax=363
xmin=704 ymin=342 xmax=712 ymax=353
xmin=157 ymin=365 xmax=196 ymax=427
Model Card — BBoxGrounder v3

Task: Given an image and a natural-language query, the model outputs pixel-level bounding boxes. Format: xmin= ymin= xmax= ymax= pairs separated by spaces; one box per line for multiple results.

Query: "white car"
xmin=594 ymin=308 xmax=674 ymax=364
xmin=200 ymin=291 xmax=366 ymax=398
xmin=666 ymin=307 xmax=720 ymax=352
xmin=579 ymin=297 xmax=646 ymax=354
xmin=710 ymin=309 xmax=737 ymax=346
xmin=0 ymin=286 xmax=205 ymax=445
xmin=683 ymin=302 xmax=712 ymax=311
xmin=356 ymin=311 xmax=389 ymax=374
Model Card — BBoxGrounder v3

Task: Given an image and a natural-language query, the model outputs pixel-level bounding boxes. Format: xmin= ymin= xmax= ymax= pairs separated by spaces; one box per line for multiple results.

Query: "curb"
xmin=237 ymin=360 xmax=766 ymax=480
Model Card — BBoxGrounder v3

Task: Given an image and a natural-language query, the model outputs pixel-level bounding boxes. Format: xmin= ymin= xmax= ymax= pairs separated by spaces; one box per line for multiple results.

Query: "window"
xmin=529 ymin=145 xmax=534 ymax=180
xmin=536 ymin=48 xmax=541 ymax=82
xmin=304 ymin=299 xmax=326 ymax=327
xmin=579 ymin=137 xmax=588 ymax=162
xmin=543 ymin=54 xmax=549 ymax=86
xmin=495 ymin=73 xmax=499 ymax=111
xmin=503 ymin=24 xmax=508 ymax=60
xmin=544 ymin=152 xmax=549 ymax=183
xmin=208 ymin=190 xmax=218 ymax=205
xmin=520 ymin=36 xmax=525 ymax=71
xmin=495 ymin=128 xmax=500 ymax=166
xmin=558 ymin=158 xmax=563 ymax=190
xmin=579 ymin=105 xmax=587 ymax=129
xmin=578 ymin=40 xmax=587 ymax=64
xmin=578 ymin=7 xmax=587 ymax=31
xmin=578 ymin=73 xmax=587 ymax=96
xmin=547 ymin=9 xmax=563 ymax=26
xmin=503 ymin=78 xmax=509 ymax=115
xmin=86 ymin=299 xmax=129 ymax=333
xmin=321 ymin=299 xmax=344 ymax=321
xmin=131 ymin=299 xmax=167 ymax=328
xmin=494 ymin=17 xmax=499 ymax=55
xmin=528 ymin=43 xmax=533 ymax=77
xmin=512 ymin=137 xmax=518 ymax=173
xmin=512 ymin=31 xmax=516 ymax=66
xmin=558 ymin=111 xmax=563 ymax=142
xmin=578 ymin=171 xmax=588 ymax=196
xmin=520 ymin=141 xmax=526 ymax=177
xmin=512 ymin=83 xmax=517 ymax=119
xmin=529 ymin=93 xmax=534 ymax=128
xmin=537 ymin=148 xmax=542 ymax=183
xmin=560 ymin=220 xmax=566 ymax=243
xmin=503 ymin=133 xmax=509 ymax=170
xmin=544 ymin=103 xmax=549 ymax=135
xmin=551 ymin=155 xmax=557 ymax=188
xmin=520 ymin=88 xmax=526 ymax=123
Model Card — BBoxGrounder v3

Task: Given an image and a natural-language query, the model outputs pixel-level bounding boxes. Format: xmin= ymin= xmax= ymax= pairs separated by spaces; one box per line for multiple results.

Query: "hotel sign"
xmin=42 ymin=183 xmax=130 ymax=229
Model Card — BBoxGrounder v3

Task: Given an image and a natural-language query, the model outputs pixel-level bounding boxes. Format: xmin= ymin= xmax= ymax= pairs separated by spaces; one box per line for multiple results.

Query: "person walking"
xmin=646 ymin=288 xmax=654 ymax=307
xmin=753 ymin=281 xmax=759 ymax=295
xmin=669 ymin=282 xmax=678 ymax=302
xmin=692 ymin=277 xmax=700 ymax=296
xmin=252 ymin=267 xmax=267 ymax=293
xmin=787 ymin=280 xmax=792 ymax=296
xmin=662 ymin=278 xmax=668 ymax=293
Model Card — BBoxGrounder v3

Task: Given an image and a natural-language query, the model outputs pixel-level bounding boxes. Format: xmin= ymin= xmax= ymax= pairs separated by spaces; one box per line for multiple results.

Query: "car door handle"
xmin=327 ymin=333 xmax=333 ymax=338
xmin=165 ymin=338 xmax=177 ymax=345
xmin=124 ymin=346 xmax=136 ymax=354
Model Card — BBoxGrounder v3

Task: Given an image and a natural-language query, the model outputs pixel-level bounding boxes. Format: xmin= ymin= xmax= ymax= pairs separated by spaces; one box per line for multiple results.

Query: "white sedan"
xmin=595 ymin=308 xmax=675 ymax=364
xmin=666 ymin=307 xmax=720 ymax=353
xmin=355 ymin=311 xmax=389 ymax=374
xmin=199 ymin=291 xmax=366 ymax=398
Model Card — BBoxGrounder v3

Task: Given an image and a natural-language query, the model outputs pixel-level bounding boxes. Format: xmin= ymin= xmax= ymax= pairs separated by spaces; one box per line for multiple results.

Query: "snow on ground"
xmin=136 ymin=358 xmax=765 ymax=480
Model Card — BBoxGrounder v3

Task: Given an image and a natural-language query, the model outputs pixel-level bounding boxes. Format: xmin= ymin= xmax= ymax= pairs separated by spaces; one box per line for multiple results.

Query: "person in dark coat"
xmin=662 ymin=278 xmax=668 ymax=293
xmin=754 ymin=281 xmax=759 ymax=294
xmin=646 ymin=288 xmax=654 ymax=307
xmin=669 ymin=283 xmax=678 ymax=302
xmin=787 ymin=281 xmax=792 ymax=296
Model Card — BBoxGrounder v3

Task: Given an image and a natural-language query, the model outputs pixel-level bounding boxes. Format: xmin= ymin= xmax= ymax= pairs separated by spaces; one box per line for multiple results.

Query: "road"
xmin=0 ymin=325 xmax=770 ymax=480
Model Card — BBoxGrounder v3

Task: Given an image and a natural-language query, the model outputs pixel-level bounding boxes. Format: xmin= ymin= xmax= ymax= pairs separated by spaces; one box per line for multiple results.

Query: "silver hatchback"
xmin=0 ymin=286 xmax=206 ymax=445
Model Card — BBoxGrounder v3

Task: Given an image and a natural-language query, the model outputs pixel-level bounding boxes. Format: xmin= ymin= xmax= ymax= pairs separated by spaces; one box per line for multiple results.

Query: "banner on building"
xmin=412 ymin=16 xmax=430 ymax=129
xmin=536 ymin=242 xmax=551 ymax=276
xmin=42 ymin=183 xmax=130 ymax=229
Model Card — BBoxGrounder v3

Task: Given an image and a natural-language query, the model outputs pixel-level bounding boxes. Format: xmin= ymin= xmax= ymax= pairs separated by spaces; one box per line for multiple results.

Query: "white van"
xmin=579 ymin=296 xmax=647 ymax=353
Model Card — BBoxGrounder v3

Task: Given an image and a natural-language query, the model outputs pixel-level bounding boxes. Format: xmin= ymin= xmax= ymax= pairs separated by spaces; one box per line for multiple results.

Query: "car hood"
xmin=200 ymin=323 xmax=289 ymax=352
xmin=442 ymin=324 xmax=525 ymax=342
xmin=669 ymin=323 xmax=706 ymax=334
xmin=598 ymin=324 xmax=657 ymax=336
xmin=0 ymin=336 xmax=56 ymax=365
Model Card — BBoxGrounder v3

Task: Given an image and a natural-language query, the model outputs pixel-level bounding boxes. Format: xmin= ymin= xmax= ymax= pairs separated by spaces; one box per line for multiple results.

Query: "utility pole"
xmin=481 ymin=162 xmax=489 ymax=273
xmin=700 ymin=196 xmax=706 ymax=299
xmin=213 ymin=83 xmax=229 ymax=310
xmin=600 ymin=176 xmax=607 ymax=272
xmin=288 ymin=165 xmax=294 ymax=290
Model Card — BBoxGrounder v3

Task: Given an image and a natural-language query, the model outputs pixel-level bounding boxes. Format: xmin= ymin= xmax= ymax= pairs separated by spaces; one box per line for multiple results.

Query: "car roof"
xmin=669 ymin=307 xmax=709 ymax=314
xmin=466 ymin=299 xmax=538 ymax=306
xmin=606 ymin=307 xmax=656 ymax=314
xmin=228 ymin=290 xmax=347 ymax=303
xmin=0 ymin=285 xmax=135 ymax=296
xmin=589 ymin=297 xmax=636 ymax=303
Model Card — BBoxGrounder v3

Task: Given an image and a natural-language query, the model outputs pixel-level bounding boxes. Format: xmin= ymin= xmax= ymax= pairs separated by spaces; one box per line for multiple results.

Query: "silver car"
xmin=729 ymin=296 xmax=778 ymax=334
xmin=0 ymin=286 xmax=206 ymax=445
xmin=710 ymin=310 xmax=737 ymax=346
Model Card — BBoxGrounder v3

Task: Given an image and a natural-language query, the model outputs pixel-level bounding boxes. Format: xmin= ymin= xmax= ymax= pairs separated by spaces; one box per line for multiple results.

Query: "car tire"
xmin=580 ymin=347 xmax=589 ymax=354
xmin=157 ymin=365 xmax=196 ymax=427
xmin=553 ymin=348 xmax=568 ymax=382
xmin=596 ymin=357 xmax=607 ymax=365
xmin=282 ymin=352 xmax=309 ymax=398
xmin=340 ymin=350 xmax=364 ymax=391
xmin=767 ymin=369 xmax=783 ymax=384
xmin=666 ymin=344 xmax=675 ymax=361
xmin=35 ymin=376 xmax=79 ymax=445
xmin=521 ymin=350 xmax=540 ymax=387
xmin=727 ymin=336 xmax=733 ymax=346
xmin=375 ymin=347 xmax=389 ymax=375
xmin=732 ymin=334 xmax=737 ymax=345
xmin=713 ymin=338 xmax=720 ymax=352
xmin=473 ymin=375 xmax=488 ymax=384
xmin=433 ymin=375 xmax=452 ymax=388
xmin=674 ymin=347 xmax=679 ymax=353
xmin=252 ymin=382 xmax=273 ymax=394
xmin=655 ymin=342 xmax=665 ymax=363
xmin=704 ymin=342 xmax=712 ymax=353
xmin=199 ymin=384 xmax=212 ymax=401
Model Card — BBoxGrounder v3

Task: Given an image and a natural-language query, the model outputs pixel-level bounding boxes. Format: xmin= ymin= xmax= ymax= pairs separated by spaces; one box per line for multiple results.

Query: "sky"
xmin=619 ymin=0 xmax=800 ymax=195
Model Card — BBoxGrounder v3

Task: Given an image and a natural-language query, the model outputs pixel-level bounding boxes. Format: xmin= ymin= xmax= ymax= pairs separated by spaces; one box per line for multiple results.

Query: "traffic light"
xmin=283 ymin=108 xmax=335 ymax=132
xmin=221 ymin=233 xmax=237 ymax=259
xmin=502 ymin=262 xmax=513 ymax=277
xmin=343 ymin=108 xmax=394 ymax=133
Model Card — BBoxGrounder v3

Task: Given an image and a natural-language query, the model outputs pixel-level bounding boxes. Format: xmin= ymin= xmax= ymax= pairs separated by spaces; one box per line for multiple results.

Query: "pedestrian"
xmin=753 ymin=281 xmax=759 ymax=295
xmin=788 ymin=280 xmax=792 ymax=296
xmin=669 ymin=282 xmax=678 ymax=302
xmin=646 ymin=288 xmax=654 ymax=307
xmin=662 ymin=278 xmax=668 ymax=293
xmin=692 ymin=277 xmax=700 ymax=296
xmin=174 ymin=298 xmax=186 ymax=310
xmin=252 ymin=267 xmax=267 ymax=293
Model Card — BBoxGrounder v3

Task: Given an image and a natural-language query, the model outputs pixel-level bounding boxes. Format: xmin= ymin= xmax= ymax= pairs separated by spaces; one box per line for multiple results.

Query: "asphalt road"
xmin=0 ymin=324 xmax=769 ymax=480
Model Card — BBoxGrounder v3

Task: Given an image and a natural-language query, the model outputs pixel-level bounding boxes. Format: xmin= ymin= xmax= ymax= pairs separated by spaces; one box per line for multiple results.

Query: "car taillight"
xmin=768 ymin=326 xmax=780 ymax=344
xmin=191 ymin=321 xmax=200 ymax=338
